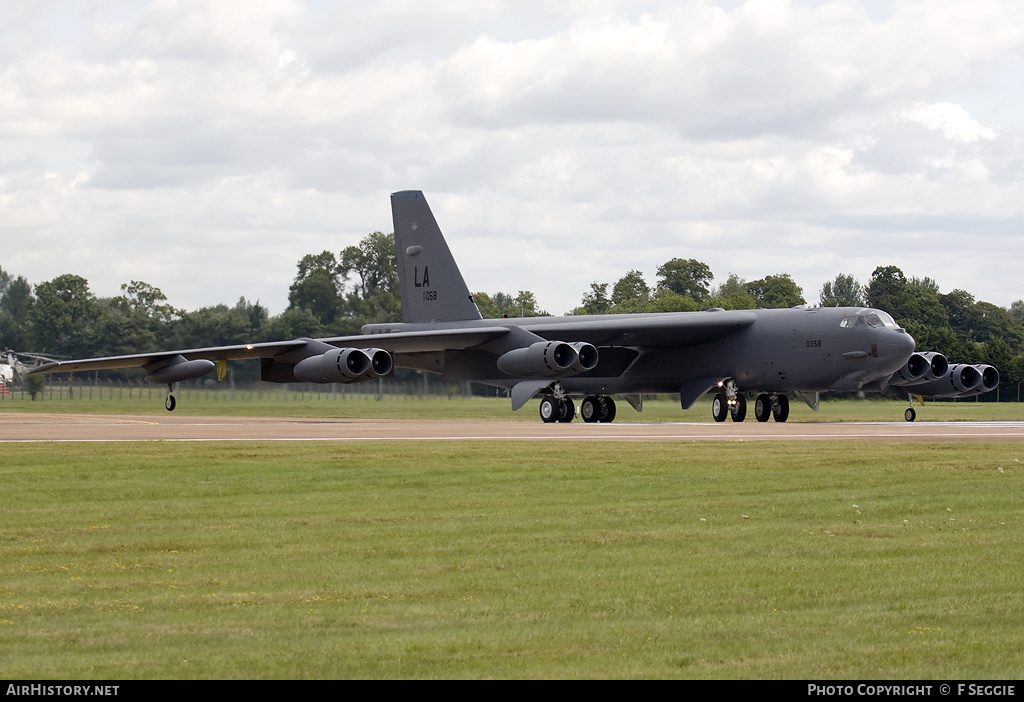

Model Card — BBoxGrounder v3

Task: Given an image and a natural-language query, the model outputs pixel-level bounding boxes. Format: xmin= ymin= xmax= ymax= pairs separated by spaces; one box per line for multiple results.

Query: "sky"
xmin=2 ymin=0 xmax=1023 ymax=318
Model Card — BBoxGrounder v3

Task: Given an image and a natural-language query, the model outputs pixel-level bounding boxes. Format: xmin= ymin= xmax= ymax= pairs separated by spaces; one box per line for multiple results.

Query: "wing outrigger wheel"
xmin=165 ymin=394 xmax=176 ymax=412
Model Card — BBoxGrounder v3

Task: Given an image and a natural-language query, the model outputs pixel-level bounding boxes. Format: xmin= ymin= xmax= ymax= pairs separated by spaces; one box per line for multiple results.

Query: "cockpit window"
xmin=839 ymin=310 xmax=900 ymax=329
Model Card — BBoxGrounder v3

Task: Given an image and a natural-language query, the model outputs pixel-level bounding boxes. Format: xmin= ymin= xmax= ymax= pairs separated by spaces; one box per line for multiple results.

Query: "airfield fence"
xmin=0 ymin=376 xmax=498 ymax=404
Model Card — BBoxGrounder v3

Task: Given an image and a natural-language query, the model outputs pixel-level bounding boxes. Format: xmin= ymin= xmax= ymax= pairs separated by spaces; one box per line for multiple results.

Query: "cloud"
xmin=1 ymin=0 xmax=1023 ymax=319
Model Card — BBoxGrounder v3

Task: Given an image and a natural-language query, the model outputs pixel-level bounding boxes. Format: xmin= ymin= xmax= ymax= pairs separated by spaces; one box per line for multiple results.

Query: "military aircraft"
xmin=29 ymin=190 xmax=999 ymax=422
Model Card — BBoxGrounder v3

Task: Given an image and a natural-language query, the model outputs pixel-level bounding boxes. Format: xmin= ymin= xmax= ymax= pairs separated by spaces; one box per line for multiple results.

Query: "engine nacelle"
xmin=890 ymin=351 xmax=948 ymax=385
xmin=497 ymin=341 xmax=597 ymax=378
xmin=973 ymin=364 xmax=1000 ymax=393
xmin=293 ymin=348 xmax=393 ymax=384
xmin=144 ymin=356 xmax=216 ymax=385
xmin=364 ymin=347 xmax=394 ymax=377
xmin=568 ymin=342 xmax=599 ymax=373
xmin=909 ymin=363 xmax=982 ymax=398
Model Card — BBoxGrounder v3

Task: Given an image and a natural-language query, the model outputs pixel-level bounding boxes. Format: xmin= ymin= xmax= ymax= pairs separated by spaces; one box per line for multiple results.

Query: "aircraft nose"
xmin=879 ymin=329 xmax=916 ymax=367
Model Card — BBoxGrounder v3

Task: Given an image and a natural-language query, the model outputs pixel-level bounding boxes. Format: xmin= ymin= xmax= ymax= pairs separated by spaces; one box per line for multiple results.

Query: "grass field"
xmin=2 ymin=437 xmax=1023 ymax=679
xmin=2 ymin=385 xmax=1021 ymax=423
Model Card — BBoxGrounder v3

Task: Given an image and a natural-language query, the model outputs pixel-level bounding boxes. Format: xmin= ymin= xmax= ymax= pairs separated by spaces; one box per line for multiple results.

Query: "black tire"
xmin=581 ymin=396 xmax=601 ymax=423
xmin=754 ymin=394 xmax=771 ymax=422
xmin=165 ymin=394 xmax=176 ymax=412
xmin=539 ymin=395 xmax=559 ymax=423
xmin=712 ymin=393 xmax=728 ymax=422
xmin=557 ymin=397 xmax=575 ymax=423
xmin=905 ymin=407 xmax=916 ymax=422
xmin=730 ymin=394 xmax=747 ymax=422
xmin=772 ymin=394 xmax=790 ymax=423
xmin=599 ymin=396 xmax=616 ymax=423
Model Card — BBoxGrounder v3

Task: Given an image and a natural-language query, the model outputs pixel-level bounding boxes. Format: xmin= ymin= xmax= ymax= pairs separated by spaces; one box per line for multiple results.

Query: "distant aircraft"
xmin=29 ymin=191 xmax=999 ymax=422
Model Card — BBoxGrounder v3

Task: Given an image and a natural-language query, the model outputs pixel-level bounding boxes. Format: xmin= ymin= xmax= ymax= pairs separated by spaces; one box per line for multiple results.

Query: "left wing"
xmin=29 ymin=327 xmax=511 ymax=382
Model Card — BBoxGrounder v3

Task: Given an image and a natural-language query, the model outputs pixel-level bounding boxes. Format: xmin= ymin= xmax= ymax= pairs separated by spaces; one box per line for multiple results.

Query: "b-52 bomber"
xmin=30 ymin=190 xmax=999 ymax=422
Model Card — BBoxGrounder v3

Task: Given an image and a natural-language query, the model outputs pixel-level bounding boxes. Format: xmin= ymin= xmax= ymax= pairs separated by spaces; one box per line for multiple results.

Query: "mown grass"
xmin=2 ymin=440 xmax=1023 ymax=678
xmin=1 ymin=386 xmax=1020 ymax=423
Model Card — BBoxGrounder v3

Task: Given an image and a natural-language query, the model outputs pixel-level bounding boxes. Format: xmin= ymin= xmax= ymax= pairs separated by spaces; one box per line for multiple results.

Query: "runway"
xmin=3 ymin=413 xmax=1024 ymax=442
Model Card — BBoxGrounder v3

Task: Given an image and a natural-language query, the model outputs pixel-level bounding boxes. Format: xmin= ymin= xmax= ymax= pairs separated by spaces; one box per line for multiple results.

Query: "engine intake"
xmin=293 ymin=348 xmax=394 ymax=384
xmin=890 ymin=351 xmax=948 ymax=386
xmin=497 ymin=341 xmax=599 ymax=378
xmin=974 ymin=364 xmax=1000 ymax=393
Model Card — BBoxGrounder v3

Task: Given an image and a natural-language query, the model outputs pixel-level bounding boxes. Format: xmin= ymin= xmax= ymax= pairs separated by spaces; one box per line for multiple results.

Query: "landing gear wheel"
xmin=557 ymin=397 xmax=575 ymax=423
xmin=754 ymin=394 xmax=771 ymax=423
xmin=165 ymin=394 xmax=176 ymax=412
xmin=598 ymin=396 xmax=616 ymax=423
xmin=539 ymin=395 xmax=559 ymax=423
xmin=581 ymin=396 xmax=601 ymax=423
xmin=905 ymin=407 xmax=916 ymax=422
xmin=712 ymin=393 xmax=728 ymax=422
xmin=772 ymin=394 xmax=790 ymax=423
xmin=730 ymin=394 xmax=747 ymax=422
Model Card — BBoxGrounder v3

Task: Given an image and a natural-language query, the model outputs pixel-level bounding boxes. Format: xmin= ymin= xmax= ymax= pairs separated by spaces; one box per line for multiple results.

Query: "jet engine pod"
xmin=497 ymin=341 xmax=580 ymax=377
xmin=144 ymin=355 xmax=216 ymax=385
xmin=891 ymin=353 xmax=931 ymax=384
xmin=920 ymin=351 xmax=949 ymax=381
xmin=294 ymin=348 xmax=374 ymax=383
xmin=973 ymin=364 xmax=1000 ymax=393
xmin=363 ymin=348 xmax=394 ymax=378
xmin=947 ymin=363 xmax=983 ymax=394
xmin=909 ymin=363 xmax=982 ymax=398
xmin=890 ymin=351 xmax=949 ymax=387
xmin=568 ymin=342 xmax=599 ymax=373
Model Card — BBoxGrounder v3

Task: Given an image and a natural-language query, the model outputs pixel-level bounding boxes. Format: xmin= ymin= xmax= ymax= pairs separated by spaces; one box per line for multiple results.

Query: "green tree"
xmin=287 ymin=251 xmax=342 ymax=327
xmin=29 ymin=274 xmax=100 ymax=357
xmin=1009 ymin=300 xmax=1024 ymax=325
xmin=656 ymin=258 xmax=713 ymax=304
xmin=512 ymin=290 xmax=547 ymax=317
xmin=865 ymin=266 xmax=908 ymax=313
xmin=746 ymin=274 xmax=805 ymax=309
xmin=339 ymin=231 xmax=397 ymax=298
xmin=611 ymin=270 xmax=650 ymax=312
xmin=472 ymin=292 xmax=501 ymax=318
xmin=649 ymin=288 xmax=702 ymax=312
xmin=709 ymin=273 xmax=757 ymax=310
xmin=819 ymin=274 xmax=866 ymax=307
xmin=571 ymin=282 xmax=612 ymax=315
xmin=263 ymin=307 xmax=323 ymax=340
xmin=473 ymin=291 xmax=547 ymax=318
xmin=0 ymin=274 xmax=34 ymax=350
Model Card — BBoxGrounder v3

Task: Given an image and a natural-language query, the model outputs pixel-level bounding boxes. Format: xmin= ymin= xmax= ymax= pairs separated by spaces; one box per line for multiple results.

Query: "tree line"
xmin=3 ymin=234 xmax=1023 ymax=397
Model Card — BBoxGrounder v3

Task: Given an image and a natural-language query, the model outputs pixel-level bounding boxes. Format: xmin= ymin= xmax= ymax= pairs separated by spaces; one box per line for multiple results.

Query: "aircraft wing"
xmin=29 ymin=327 xmax=510 ymax=376
xmin=520 ymin=310 xmax=758 ymax=346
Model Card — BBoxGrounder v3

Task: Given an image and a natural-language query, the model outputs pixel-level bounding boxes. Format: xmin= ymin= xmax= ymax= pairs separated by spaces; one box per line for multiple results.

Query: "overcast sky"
xmin=2 ymin=0 xmax=1023 ymax=319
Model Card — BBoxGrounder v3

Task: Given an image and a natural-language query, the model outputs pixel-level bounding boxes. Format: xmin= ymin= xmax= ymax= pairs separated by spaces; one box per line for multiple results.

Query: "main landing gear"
xmin=713 ymin=389 xmax=789 ymax=422
xmin=539 ymin=393 xmax=616 ymax=423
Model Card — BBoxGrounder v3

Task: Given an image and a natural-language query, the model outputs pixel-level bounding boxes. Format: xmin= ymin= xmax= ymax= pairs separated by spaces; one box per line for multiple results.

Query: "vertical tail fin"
xmin=391 ymin=190 xmax=482 ymax=324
